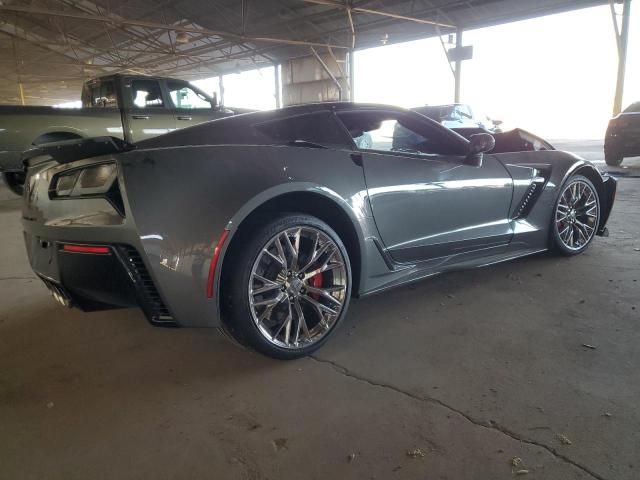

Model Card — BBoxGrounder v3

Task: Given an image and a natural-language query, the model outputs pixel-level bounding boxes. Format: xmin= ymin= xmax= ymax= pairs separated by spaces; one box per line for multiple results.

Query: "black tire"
xmin=551 ymin=175 xmax=600 ymax=256
xmin=222 ymin=213 xmax=351 ymax=360
xmin=604 ymin=152 xmax=623 ymax=167
xmin=2 ymin=172 xmax=25 ymax=196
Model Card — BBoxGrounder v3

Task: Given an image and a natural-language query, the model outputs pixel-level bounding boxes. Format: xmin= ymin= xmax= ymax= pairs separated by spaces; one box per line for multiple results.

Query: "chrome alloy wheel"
xmin=555 ymin=180 xmax=599 ymax=251
xmin=248 ymin=226 xmax=348 ymax=349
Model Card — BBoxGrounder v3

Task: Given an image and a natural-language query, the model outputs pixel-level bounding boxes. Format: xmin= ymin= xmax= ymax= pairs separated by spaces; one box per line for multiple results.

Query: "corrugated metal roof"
xmin=0 ymin=0 xmax=606 ymax=104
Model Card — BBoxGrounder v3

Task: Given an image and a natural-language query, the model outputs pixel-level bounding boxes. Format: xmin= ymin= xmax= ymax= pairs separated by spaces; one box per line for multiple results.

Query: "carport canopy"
xmin=0 ymin=0 xmax=613 ymax=106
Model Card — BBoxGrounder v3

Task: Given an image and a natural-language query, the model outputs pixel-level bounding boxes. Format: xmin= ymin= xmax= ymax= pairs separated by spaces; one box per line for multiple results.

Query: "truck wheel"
xmin=604 ymin=152 xmax=623 ymax=167
xmin=2 ymin=172 xmax=25 ymax=196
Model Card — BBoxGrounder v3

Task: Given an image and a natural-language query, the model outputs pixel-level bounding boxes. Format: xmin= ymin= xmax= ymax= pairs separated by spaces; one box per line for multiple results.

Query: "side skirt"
xmin=359 ymin=245 xmax=547 ymax=298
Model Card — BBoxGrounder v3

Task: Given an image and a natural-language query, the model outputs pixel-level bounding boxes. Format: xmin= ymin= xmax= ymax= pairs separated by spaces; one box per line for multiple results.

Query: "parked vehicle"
xmin=413 ymin=103 xmax=503 ymax=132
xmin=604 ymin=101 xmax=640 ymax=166
xmin=443 ymin=126 xmax=554 ymax=153
xmin=0 ymin=74 xmax=244 ymax=195
xmin=22 ymin=103 xmax=616 ymax=359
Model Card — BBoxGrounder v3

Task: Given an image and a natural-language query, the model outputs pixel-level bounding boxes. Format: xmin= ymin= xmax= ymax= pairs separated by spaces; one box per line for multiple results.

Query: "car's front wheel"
xmin=223 ymin=214 xmax=351 ymax=359
xmin=551 ymin=175 xmax=600 ymax=256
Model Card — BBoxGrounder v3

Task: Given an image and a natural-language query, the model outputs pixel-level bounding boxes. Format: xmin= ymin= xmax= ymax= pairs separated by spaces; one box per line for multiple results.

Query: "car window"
xmin=253 ymin=111 xmax=352 ymax=149
xmin=337 ymin=111 xmax=467 ymax=156
xmin=131 ymin=80 xmax=164 ymax=108
xmin=167 ymin=82 xmax=211 ymax=109
xmin=456 ymin=105 xmax=473 ymax=120
xmin=442 ymin=105 xmax=458 ymax=120
xmin=86 ymin=80 xmax=117 ymax=108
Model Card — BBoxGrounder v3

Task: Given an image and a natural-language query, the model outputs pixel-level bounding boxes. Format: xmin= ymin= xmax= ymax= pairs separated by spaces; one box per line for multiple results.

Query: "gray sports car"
xmin=21 ymin=103 xmax=616 ymax=359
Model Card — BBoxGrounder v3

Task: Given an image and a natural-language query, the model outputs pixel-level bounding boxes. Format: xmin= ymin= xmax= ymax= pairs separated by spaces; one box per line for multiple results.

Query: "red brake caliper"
xmin=310 ymin=272 xmax=323 ymax=300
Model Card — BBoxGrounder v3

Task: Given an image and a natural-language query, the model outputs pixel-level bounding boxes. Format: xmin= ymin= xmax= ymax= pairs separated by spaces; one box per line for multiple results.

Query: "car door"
xmin=125 ymin=78 xmax=175 ymax=142
xmin=336 ymin=109 xmax=513 ymax=263
xmin=165 ymin=80 xmax=230 ymax=129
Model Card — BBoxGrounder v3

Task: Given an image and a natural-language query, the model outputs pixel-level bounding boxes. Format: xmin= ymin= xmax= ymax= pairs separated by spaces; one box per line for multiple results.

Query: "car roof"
xmin=135 ymin=101 xmax=469 ymax=151
xmin=255 ymin=102 xmax=410 ymax=116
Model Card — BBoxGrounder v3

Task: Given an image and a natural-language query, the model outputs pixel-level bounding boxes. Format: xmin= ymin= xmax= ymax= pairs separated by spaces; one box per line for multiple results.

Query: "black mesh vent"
xmin=512 ymin=176 xmax=547 ymax=220
xmin=115 ymin=245 xmax=175 ymax=326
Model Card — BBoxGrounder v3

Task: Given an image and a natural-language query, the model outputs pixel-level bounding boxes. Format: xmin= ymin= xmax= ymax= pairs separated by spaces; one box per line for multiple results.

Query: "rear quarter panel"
xmin=120 ymin=144 xmax=371 ymax=327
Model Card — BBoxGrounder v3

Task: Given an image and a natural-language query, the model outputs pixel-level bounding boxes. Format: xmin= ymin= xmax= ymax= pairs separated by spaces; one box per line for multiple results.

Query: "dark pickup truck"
xmin=0 ymin=74 xmax=248 ymax=195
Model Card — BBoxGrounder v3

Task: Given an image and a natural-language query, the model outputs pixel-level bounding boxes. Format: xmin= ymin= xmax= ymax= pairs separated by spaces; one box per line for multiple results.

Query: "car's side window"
xmin=253 ymin=111 xmax=353 ymax=149
xmin=131 ymin=80 xmax=164 ymax=108
xmin=167 ymin=81 xmax=211 ymax=109
xmin=337 ymin=111 xmax=467 ymax=156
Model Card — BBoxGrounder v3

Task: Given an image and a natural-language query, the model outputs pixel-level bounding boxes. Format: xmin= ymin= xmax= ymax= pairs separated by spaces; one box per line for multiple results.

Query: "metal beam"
xmin=302 ymin=0 xmax=455 ymax=28
xmin=274 ymin=64 xmax=281 ymax=108
xmin=0 ymin=5 xmax=350 ymax=50
xmin=310 ymin=46 xmax=343 ymax=101
xmin=347 ymin=7 xmax=356 ymax=49
xmin=454 ymin=28 xmax=462 ymax=103
xmin=348 ymin=49 xmax=355 ymax=101
xmin=612 ymin=0 xmax=631 ymax=115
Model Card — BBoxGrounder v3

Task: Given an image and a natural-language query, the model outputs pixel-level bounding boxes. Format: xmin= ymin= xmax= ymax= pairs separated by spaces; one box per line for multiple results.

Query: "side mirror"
xmin=492 ymin=119 xmax=503 ymax=126
xmin=466 ymin=133 xmax=495 ymax=167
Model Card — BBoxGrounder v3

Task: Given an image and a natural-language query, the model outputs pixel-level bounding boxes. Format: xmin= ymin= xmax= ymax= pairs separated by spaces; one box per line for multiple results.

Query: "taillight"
xmin=51 ymin=163 xmax=117 ymax=198
xmin=206 ymin=229 xmax=231 ymax=298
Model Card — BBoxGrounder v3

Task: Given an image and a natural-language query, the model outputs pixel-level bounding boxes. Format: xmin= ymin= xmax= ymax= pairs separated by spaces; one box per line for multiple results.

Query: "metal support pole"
xmin=274 ymin=63 xmax=281 ymax=108
xmin=612 ymin=0 xmax=631 ymax=115
xmin=18 ymin=82 xmax=25 ymax=106
xmin=348 ymin=50 xmax=355 ymax=101
xmin=219 ymin=75 xmax=225 ymax=107
xmin=454 ymin=28 xmax=462 ymax=103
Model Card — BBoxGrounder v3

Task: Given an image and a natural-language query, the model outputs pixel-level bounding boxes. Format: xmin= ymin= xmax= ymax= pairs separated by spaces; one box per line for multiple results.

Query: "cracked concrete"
xmin=310 ymin=356 xmax=606 ymax=480
xmin=1 ymin=150 xmax=639 ymax=479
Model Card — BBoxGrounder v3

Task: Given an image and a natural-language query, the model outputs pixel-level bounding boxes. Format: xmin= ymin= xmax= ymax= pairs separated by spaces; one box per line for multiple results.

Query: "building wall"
xmin=281 ymin=51 xmax=350 ymax=106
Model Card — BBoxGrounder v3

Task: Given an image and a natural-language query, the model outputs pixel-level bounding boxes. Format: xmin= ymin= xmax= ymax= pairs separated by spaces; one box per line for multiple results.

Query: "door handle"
xmin=177 ymin=115 xmax=193 ymax=121
xmin=132 ymin=115 xmax=150 ymax=120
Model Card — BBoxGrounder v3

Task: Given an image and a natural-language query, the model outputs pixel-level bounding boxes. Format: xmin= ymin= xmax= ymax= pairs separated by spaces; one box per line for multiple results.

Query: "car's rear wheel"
xmin=223 ymin=214 xmax=351 ymax=359
xmin=551 ymin=175 xmax=600 ymax=256
xmin=604 ymin=152 xmax=623 ymax=167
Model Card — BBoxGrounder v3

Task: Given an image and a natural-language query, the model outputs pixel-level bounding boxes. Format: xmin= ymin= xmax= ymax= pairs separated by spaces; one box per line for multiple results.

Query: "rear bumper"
xmin=25 ymin=233 xmax=176 ymax=326
xmin=605 ymin=133 xmax=640 ymax=157
xmin=22 ymin=153 xmax=223 ymax=329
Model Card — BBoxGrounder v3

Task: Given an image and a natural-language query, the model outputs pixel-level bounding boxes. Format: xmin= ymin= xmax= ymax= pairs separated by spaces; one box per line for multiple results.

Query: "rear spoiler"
xmin=22 ymin=136 xmax=135 ymax=169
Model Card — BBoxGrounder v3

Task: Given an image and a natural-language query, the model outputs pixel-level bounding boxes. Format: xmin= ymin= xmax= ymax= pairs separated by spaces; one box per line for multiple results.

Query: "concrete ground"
xmin=1 ymin=143 xmax=639 ymax=480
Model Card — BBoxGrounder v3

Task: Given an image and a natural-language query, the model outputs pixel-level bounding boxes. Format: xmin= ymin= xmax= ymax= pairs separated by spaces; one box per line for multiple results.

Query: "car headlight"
xmin=52 ymin=163 xmax=117 ymax=198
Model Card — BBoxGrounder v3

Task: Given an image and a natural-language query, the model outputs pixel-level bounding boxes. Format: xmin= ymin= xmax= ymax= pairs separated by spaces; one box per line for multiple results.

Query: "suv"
xmin=605 ymin=102 xmax=640 ymax=166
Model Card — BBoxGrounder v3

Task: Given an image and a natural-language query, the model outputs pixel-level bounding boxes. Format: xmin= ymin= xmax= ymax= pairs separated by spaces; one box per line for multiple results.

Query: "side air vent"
xmin=115 ymin=245 xmax=176 ymax=326
xmin=512 ymin=176 xmax=547 ymax=220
